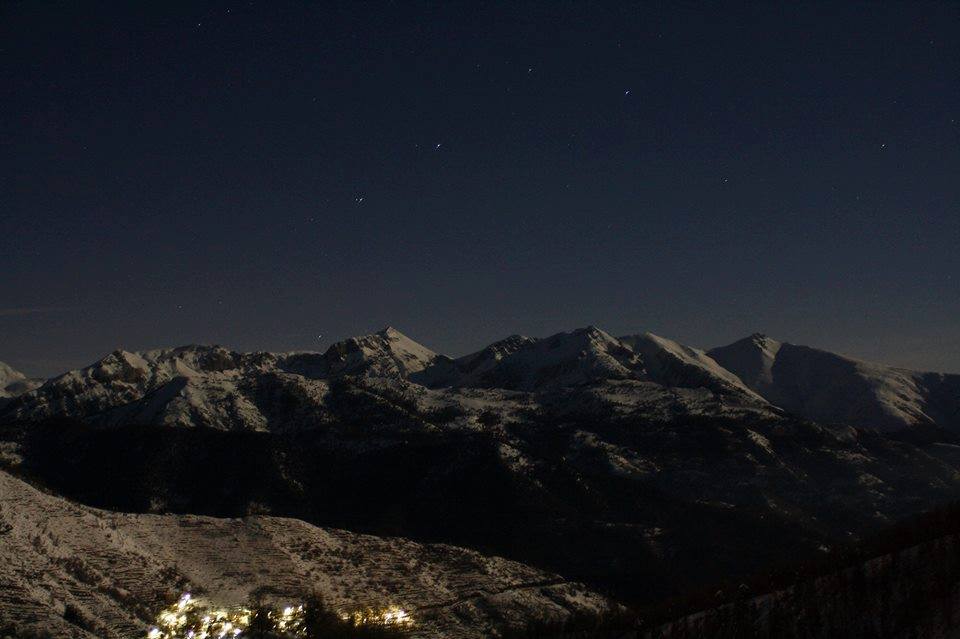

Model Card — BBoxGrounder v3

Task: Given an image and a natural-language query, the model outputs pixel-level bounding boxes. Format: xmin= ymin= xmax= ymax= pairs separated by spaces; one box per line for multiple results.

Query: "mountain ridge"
xmin=3 ymin=327 xmax=958 ymax=432
xmin=709 ymin=334 xmax=960 ymax=431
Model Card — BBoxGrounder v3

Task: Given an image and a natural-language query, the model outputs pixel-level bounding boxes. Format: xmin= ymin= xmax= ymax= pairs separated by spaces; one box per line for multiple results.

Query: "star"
xmin=624 ymin=90 xmax=631 ymax=96
xmin=355 ymin=196 xmax=364 ymax=203
xmin=435 ymin=143 xmax=442 ymax=150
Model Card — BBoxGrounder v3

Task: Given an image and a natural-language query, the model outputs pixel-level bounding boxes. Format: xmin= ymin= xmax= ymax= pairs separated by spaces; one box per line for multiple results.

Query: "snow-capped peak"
xmin=4 ymin=328 xmax=958 ymax=433
xmin=618 ymin=332 xmax=762 ymax=399
xmin=316 ymin=327 xmax=440 ymax=378
xmin=454 ymin=335 xmax=538 ymax=374
xmin=424 ymin=326 xmax=645 ymax=391
xmin=0 ymin=361 xmax=27 ymax=387
xmin=708 ymin=334 xmax=960 ymax=431
xmin=706 ymin=334 xmax=783 ymax=393
xmin=0 ymin=361 xmax=43 ymax=399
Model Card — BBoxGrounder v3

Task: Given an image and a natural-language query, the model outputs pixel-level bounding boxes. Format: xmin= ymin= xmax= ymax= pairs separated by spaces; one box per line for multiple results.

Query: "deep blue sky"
xmin=1 ymin=1 xmax=958 ymax=376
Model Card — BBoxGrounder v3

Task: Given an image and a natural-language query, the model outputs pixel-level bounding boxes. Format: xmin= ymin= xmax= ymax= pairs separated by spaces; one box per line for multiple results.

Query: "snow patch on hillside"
xmin=0 ymin=469 xmax=610 ymax=638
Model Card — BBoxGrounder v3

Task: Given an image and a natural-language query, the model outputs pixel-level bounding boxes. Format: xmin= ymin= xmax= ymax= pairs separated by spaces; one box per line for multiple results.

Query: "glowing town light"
xmin=339 ymin=605 xmax=415 ymax=628
xmin=147 ymin=591 xmax=413 ymax=638
xmin=382 ymin=606 xmax=412 ymax=625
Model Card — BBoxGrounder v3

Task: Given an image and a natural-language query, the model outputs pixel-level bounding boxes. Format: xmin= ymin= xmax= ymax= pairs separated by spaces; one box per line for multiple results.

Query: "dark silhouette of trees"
xmin=640 ymin=503 xmax=960 ymax=638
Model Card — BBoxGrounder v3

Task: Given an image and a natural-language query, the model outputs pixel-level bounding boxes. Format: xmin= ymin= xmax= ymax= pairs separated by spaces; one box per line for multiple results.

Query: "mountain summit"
xmin=0 ymin=361 xmax=42 ymax=401
xmin=709 ymin=335 xmax=960 ymax=431
xmin=618 ymin=332 xmax=763 ymax=400
xmin=287 ymin=327 xmax=442 ymax=379
xmin=416 ymin=326 xmax=646 ymax=391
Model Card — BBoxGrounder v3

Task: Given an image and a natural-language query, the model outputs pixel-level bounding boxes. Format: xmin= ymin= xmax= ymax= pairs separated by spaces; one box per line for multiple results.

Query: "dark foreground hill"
xmin=639 ymin=502 xmax=960 ymax=639
xmin=6 ymin=386 xmax=960 ymax=607
xmin=0 ymin=467 xmax=609 ymax=639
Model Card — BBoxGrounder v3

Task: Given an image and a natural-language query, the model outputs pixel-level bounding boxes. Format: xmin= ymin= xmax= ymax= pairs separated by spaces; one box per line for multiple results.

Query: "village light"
xmin=147 ymin=591 xmax=414 ymax=638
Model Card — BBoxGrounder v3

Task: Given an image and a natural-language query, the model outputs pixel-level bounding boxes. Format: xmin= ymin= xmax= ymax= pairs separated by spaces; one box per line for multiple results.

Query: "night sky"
xmin=2 ymin=2 xmax=958 ymax=377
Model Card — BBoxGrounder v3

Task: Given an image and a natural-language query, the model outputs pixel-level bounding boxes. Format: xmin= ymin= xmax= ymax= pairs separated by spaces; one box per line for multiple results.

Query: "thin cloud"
xmin=0 ymin=307 xmax=75 ymax=317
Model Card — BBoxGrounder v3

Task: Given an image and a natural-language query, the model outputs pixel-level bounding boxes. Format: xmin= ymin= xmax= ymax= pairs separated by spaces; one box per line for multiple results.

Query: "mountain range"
xmin=3 ymin=326 xmax=957 ymax=432
xmin=2 ymin=326 xmax=960 ymax=637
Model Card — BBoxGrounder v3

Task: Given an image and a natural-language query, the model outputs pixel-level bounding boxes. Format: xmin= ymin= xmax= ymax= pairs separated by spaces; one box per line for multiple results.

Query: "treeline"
xmin=499 ymin=608 xmax=639 ymax=639
xmin=636 ymin=500 xmax=960 ymax=638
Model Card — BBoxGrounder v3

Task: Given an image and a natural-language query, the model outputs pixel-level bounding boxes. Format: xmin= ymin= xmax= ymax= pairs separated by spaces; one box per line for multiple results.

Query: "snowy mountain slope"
xmin=1 ymin=329 xmax=440 ymax=430
xmin=416 ymin=326 xmax=646 ymax=391
xmin=284 ymin=327 xmax=442 ymax=380
xmin=1 ymin=345 xmax=286 ymax=429
xmin=0 ymin=468 xmax=609 ymax=639
xmin=4 ymin=327 xmax=957 ymax=432
xmin=0 ymin=361 xmax=42 ymax=400
xmin=411 ymin=334 xmax=537 ymax=388
xmin=708 ymin=334 xmax=960 ymax=431
xmin=618 ymin=333 xmax=764 ymax=401
xmin=707 ymin=334 xmax=782 ymax=394
xmin=4 ymin=326 xmax=771 ymax=430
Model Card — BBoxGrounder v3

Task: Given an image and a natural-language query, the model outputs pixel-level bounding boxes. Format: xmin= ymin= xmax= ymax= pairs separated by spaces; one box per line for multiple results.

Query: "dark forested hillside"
xmin=638 ymin=502 xmax=960 ymax=638
xmin=7 ymin=391 xmax=960 ymax=609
